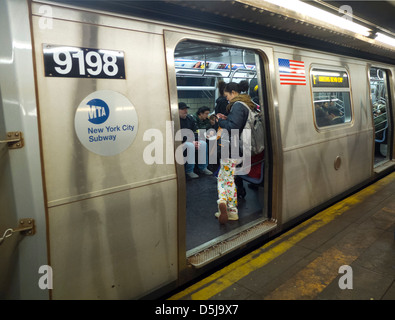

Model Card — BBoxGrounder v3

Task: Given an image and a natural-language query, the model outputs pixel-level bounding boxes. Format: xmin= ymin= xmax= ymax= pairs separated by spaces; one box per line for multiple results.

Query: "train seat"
xmin=240 ymin=152 xmax=264 ymax=186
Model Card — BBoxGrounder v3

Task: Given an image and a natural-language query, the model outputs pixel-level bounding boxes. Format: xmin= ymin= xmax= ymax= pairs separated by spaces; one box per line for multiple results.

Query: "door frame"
xmin=164 ymin=29 xmax=281 ymax=282
xmin=369 ymin=65 xmax=395 ymax=172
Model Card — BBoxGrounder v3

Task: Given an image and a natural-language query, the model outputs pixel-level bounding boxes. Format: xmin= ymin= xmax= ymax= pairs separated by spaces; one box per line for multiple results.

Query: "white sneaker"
xmin=201 ymin=169 xmax=213 ymax=175
xmin=227 ymin=211 xmax=239 ymax=221
xmin=214 ymin=209 xmax=239 ymax=222
xmin=186 ymin=172 xmax=199 ymax=179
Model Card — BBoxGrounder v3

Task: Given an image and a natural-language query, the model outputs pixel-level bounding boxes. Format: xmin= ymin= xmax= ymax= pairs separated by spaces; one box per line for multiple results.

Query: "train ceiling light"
xmin=262 ymin=0 xmax=371 ymax=37
xmin=375 ymin=32 xmax=395 ymax=48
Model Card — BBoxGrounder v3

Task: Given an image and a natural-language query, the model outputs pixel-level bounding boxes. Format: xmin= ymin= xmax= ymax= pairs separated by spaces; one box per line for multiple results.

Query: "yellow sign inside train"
xmin=319 ymin=76 xmax=344 ymax=83
xmin=313 ymin=75 xmax=344 ymax=84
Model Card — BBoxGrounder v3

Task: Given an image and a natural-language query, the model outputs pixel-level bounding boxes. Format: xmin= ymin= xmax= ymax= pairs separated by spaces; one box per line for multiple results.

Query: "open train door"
xmin=369 ymin=67 xmax=394 ymax=172
xmin=164 ymin=31 xmax=279 ymax=282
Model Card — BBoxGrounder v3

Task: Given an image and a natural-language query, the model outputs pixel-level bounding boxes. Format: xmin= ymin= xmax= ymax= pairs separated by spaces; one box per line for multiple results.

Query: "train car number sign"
xmin=43 ymin=44 xmax=125 ymax=79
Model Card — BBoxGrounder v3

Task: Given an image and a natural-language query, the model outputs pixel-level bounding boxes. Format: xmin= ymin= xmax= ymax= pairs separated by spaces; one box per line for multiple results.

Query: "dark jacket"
xmin=218 ymin=94 xmax=255 ymax=133
xmin=218 ymin=102 xmax=248 ymax=134
xmin=215 ymin=96 xmax=229 ymax=116
xmin=217 ymin=94 xmax=255 ymax=158
xmin=180 ymin=114 xmax=198 ymax=143
xmin=192 ymin=114 xmax=212 ymax=130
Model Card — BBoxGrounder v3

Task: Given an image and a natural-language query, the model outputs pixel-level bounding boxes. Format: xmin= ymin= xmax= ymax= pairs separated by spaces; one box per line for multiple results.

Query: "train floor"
xmin=171 ymin=171 xmax=395 ymax=300
xmin=186 ymin=167 xmax=264 ymax=251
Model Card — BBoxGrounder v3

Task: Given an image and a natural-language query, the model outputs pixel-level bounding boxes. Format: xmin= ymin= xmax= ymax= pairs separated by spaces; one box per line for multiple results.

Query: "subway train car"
xmin=1 ymin=0 xmax=394 ymax=299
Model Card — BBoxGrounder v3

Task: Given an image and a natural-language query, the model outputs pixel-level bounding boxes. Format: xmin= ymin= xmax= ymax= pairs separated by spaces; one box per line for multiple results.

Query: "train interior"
xmin=173 ymin=40 xmax=269 ymax=259
xmin=370 ymin=67 xmax=392 ymax=166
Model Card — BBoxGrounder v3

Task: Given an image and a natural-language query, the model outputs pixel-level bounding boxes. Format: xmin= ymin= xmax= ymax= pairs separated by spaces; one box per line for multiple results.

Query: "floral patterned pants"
xmin=217 ymin=159 xmax=238 ymax=214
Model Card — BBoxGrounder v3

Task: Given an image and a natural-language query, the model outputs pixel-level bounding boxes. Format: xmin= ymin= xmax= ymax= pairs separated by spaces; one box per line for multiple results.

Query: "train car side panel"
xmin=31 ymin=3 xmax=178 ymax=299
xmin=274 ymin=50 xmax=373 ymax=223
xmin=48 ymin=181 xmax=177 ymax=299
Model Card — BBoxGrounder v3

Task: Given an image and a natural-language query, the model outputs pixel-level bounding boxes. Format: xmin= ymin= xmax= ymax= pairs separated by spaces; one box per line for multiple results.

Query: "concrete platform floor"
xmin=170 ymin=172 xmax=395 ymax=300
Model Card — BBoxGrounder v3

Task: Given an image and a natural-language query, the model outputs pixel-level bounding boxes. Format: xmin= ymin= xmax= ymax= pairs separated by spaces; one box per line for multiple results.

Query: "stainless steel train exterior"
xmin=1 ymin=0 xmax=394 ymax=299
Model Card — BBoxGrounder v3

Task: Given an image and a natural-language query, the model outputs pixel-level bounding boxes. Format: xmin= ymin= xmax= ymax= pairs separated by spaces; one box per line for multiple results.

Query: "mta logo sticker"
xmin=75 ymin=90 xmax=138 ymax=156
xmin=87 ymin=99 xmax=110 ymax=124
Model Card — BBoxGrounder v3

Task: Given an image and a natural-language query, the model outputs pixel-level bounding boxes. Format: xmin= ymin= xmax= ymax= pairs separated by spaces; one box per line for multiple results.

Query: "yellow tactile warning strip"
xmin=170 ymin=172 xmax=395 ymax=300
xmin=265 ymin=247 xmax=356 ymax=299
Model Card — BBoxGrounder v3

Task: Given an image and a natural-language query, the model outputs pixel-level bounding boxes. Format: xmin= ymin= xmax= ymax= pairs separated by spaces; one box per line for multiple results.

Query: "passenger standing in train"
xmin=214 ymin=81 xmax=257 ymax=224
xmin=215 ymin=80 xmax=229 ymax=116
xmin=178 ymin=102 xmax=213 ymax=179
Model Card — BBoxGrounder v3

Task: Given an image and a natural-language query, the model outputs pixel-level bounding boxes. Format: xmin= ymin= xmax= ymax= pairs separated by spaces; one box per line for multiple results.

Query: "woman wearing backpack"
xmin=214 ymin=81 xmax=258 ymax=224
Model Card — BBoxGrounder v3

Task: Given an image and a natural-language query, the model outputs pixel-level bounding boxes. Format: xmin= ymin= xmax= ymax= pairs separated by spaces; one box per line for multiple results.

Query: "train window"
xmin=311 ymin=68 xmax=352 ymax=128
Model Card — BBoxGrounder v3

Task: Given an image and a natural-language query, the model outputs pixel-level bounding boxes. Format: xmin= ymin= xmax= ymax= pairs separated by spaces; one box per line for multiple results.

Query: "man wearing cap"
xmin=178 ymin=102 xmax=212 ymax=179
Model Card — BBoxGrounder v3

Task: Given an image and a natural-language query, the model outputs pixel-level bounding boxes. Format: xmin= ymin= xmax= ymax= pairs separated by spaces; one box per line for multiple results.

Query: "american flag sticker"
xmin=278 ymin=58 xmax=306 ymax=85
